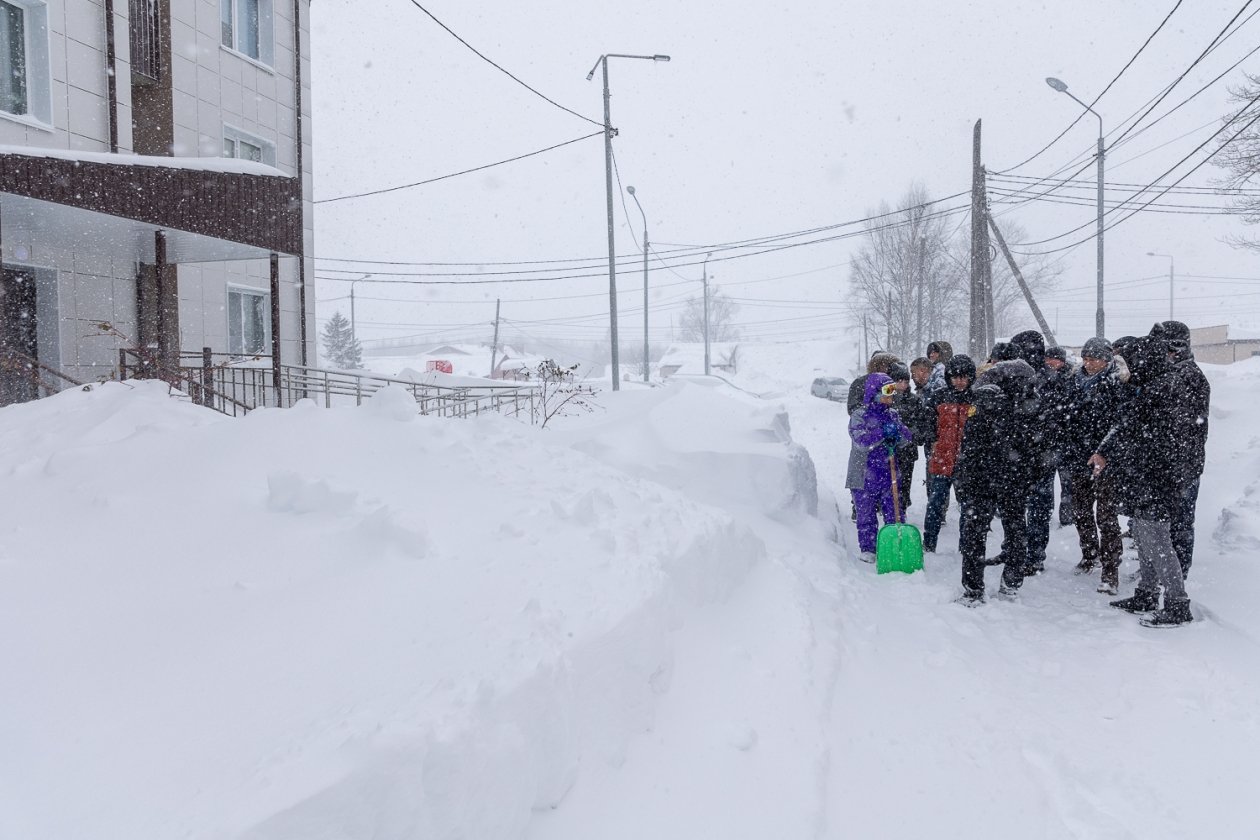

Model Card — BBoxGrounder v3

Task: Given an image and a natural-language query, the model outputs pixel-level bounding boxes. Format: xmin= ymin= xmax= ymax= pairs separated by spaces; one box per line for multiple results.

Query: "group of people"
xmin=845 ymin=323 xmax=1210 ymax=628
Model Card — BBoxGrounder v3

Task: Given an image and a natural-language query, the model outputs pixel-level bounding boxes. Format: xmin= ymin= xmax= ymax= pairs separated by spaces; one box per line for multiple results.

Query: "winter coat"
xmin=925 ymin=386 xmax=974 ymax=477
xmin=1059 ymin=362 xmax=1130 ymax=474
xmin=1168 ymin=345 xmax=1211 ymax=484
xmin=891 ymin=388 xmax=934 ymax=447
xmin=1099 ymin=335 xmax=1192 ymax=520
xmin=953 ymin=360 xmax=1040 ymax=502
xmin=846 ymin=373 xmax=912 ymax=491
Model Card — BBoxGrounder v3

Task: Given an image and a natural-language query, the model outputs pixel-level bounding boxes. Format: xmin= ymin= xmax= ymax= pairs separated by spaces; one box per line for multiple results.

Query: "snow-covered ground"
xmin=3 ymin=343 xmax=1258 ymax=839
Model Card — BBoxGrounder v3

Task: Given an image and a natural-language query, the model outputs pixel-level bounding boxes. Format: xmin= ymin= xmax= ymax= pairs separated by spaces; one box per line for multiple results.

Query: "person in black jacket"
xmin=1061 ymin=337 xmax=1130 ymax=593
xmin=1009 ymin=330 xmax=1061 ymax=576
xmin=1150 ymin=320 xmax=1211 ymax=578
xmin=954 ymin=359 xmax=1039 ymax=604
xmin=1093 ymin=333 xmax=1195 ymax=627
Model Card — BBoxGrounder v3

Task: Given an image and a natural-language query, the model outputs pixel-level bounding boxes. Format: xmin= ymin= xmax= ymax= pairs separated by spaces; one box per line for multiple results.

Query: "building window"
xmin=220 ymin=0 xmax=273 ymax=65
xmin=223 ymin=126 xmax=276 ymax=166
xmin=228 ymin=287 xmax=270 ymax=356
xmin=0 ymin=0 xmax=50 ymax=124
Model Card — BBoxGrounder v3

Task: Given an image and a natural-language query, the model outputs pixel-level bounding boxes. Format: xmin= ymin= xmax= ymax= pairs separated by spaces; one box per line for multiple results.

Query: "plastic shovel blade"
xmin=876 ymin=523 xmax=924 ymax=574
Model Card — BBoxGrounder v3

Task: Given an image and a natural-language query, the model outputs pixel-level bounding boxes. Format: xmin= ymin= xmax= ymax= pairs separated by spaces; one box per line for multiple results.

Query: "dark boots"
xmin=1110 ymin=588 xmax=1160 ymax=613
xmin=1141 ymin=598 xmax=1194 ymax=628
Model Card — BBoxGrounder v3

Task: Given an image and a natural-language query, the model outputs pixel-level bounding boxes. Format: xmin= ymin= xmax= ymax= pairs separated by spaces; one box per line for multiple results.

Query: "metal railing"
xmin=1 ymin=348 xmax=84 ymax=406
xmin=129 ymin=0 xmax=163 ymax=82
xmin=119 ymin=348 xmax=538 ymax=422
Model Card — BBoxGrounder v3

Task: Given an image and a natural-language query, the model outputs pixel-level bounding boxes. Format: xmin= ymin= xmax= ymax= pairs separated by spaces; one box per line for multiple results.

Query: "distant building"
xmin=658 ymin=342 xmax=739 ymax=378
xmin=1185 ymin=325 xmax=1260 ymax=365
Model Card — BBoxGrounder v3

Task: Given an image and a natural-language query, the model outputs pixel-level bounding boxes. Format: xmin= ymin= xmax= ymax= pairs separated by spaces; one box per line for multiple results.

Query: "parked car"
xmin=810 ymin=376 xmax=849 ymax=401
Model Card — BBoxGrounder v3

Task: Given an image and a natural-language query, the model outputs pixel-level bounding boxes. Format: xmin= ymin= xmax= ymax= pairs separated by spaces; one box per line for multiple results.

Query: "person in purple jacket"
xmin=846 ymin=372 xmax=913 ymax=563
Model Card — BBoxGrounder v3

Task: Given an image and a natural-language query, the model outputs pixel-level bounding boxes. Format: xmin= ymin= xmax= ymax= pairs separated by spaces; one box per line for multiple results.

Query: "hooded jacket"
xmin=1099 ymin=335 xmax=1191 ymax=519
xmin=954 ymin=359 xmax=1040 ymax=501
xmin=925 ymin=355 xmax=977 ymax=477
xmin=1167 ymin=340 xmax=1211 ymax=484
xmin=846 ymin=373 xmax=912 ymax=491
xmin=1060 ymin=359 xmax=1130 ymax=472
xmin=924 ymin=340 xmax=955 ymax=393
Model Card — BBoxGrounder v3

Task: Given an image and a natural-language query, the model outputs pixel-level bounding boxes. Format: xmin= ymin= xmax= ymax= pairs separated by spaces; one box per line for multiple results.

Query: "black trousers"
xmin=959 ymin=489 xmax=1027 ymax=594
xmin=1070 ymin=468 xmax=1123 ymax=586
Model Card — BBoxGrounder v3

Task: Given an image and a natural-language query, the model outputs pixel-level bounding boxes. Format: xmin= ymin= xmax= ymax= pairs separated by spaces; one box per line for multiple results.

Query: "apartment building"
xmin=0 ymin=0 xmax=313 ymax=404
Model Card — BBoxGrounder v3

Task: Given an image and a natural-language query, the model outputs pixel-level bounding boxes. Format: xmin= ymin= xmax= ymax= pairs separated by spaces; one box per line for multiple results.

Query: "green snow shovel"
xmin=876 ymin=444 xmax=924 ymax=575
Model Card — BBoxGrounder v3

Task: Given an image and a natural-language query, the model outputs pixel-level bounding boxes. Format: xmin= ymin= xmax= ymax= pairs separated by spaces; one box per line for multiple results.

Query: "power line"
xmin=995 ymin=0 xmax=1184 ymax=174
xmin=315 ymin=131 xmax=603 ymax=205
xmin=1110 ymin=0 xmax=1258 ymax=148
xmin=404 ymin=0 xmax=602 ymax=128
xmin=1014 ymin=91 xmax=1260 ymax=255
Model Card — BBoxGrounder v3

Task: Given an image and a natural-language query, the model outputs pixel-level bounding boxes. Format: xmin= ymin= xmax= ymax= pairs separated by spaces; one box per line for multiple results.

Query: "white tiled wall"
xmin=1 ymin=0 xmax=316 ymax=377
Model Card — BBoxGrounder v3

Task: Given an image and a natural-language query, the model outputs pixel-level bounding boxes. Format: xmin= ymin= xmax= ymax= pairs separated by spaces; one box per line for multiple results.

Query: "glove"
xmin=881 ymin=421 xmax=901 ymax=442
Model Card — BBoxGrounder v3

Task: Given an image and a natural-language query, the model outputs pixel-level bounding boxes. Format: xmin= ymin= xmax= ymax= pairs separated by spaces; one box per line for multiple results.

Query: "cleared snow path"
xmin=529 ymin=349 xmax=1260 ymax=840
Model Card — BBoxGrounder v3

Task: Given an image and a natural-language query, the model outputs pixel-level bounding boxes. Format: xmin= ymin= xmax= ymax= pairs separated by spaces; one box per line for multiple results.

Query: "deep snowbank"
xmin=0 ymin=381 xmax=789 ymax=840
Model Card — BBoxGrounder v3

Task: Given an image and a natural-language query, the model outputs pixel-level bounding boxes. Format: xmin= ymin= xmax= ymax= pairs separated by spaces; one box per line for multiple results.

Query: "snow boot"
xmin=859 ymin=551 xmax=876 ymax=564
xmin=955 ymin=589 xmax=985 ymax=608
xmin=1096 ymin=581 xmax=1119 ymax=596
xmin=1110 ymin=588 xmax=1160 ymax=614
xmin=995 ymin=582 xmax=1020 ymax=601
xmin=1074 ymin=560 xmax=1097 ymax=575
xmin=1140 ymin=598 xmax=1194 ymax=628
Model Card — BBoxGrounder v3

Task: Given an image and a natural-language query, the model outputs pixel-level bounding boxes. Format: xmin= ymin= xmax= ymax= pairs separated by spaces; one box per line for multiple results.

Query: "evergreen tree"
xmin=321 ymin=311 xmax=363 ymax=369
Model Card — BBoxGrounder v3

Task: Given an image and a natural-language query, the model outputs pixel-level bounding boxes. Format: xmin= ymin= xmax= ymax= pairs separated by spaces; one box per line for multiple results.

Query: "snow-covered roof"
xmin=660 ymin=342 xmax=739 ymax=370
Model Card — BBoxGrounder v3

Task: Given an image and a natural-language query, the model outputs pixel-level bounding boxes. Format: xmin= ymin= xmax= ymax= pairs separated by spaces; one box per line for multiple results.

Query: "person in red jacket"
xmin=922 ymin=355 xmax=977 ymax=552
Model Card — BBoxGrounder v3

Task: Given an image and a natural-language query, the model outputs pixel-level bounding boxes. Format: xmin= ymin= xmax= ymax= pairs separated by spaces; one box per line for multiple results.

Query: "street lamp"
xmin=349 ymin=273 xmax=370 ymax=342
xmin=702 ymin=251 xmax=713 ymax=376
xmin=1147 ymin=251 xmax=1175 ymax=320
xmin=1046 ymin=76 xmax=1106 ymax=338
xmin=587 ymin=52 xmax=671 ymax=391
xmin=626 ymin=185 xmax=650 ymax=383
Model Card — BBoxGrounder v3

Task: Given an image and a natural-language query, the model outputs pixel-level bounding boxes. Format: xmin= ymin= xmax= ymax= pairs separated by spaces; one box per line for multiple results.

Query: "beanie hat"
xmin=1081 ymin=337 xmax=1113 ymax=361
xmin=887 ymin=362 xmax=910 ymax=382
xmin=988 ymin=341 xmax=1018 ymax=362
xmin=1010 ymin=330 xmax=1046 ymax=368
xmin=1045 ymin=346 xmax=1069 ymax=363
xmin=1152 ymin=320 xmax=1190 ymax=343
xmin=944 ymin=354 xmax=977 ymax=381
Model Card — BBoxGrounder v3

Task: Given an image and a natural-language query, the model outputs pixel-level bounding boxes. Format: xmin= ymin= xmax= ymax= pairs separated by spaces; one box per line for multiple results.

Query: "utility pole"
xmin=489 ymin=298 xmax=501 ymax=377
xmin=969 ymin=120 xmax=989 ymax=358
xmin=642 ymin=225 xmax=650 ymax=381
xmin=915 ymin=236 xmax=925 ymax=355
xmin=703 ymin=251 xmax=713 ymax=375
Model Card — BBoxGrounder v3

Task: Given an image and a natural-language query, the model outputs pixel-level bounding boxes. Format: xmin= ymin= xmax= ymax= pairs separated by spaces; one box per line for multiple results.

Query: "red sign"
xmin=426 ymin=360 xmax=454 ymax=374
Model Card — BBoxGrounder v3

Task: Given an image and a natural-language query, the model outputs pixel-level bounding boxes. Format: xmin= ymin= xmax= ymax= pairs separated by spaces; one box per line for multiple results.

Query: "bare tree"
xmin=678 ymin=286 xmax=740 ymax=342
xmin=848 ymin=184 xmax=968 ymax=359
xmin=1215 ymin=72 xmax=1260 ymax=249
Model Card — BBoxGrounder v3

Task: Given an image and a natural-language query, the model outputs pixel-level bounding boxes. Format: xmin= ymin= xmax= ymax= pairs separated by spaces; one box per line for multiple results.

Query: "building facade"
xmin=0 ymin=0 xmax=313 ymax=404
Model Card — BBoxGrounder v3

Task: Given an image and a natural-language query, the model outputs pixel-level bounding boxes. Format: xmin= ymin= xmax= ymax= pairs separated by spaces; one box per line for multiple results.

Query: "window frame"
xmin=222 ymin=125 xmax=277 ymax=167
xmin=0 ymin=0 xmax=51 ymax=129
xmin=219 ymin=0 xmax=274 ymax=67
xmin=226 ymin=284 xmax=271 ymax=358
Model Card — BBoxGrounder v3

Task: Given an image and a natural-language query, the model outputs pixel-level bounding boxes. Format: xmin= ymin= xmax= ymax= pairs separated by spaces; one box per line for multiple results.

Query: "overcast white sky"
xmin=310 ymin=0 xmax=1260 ymax=363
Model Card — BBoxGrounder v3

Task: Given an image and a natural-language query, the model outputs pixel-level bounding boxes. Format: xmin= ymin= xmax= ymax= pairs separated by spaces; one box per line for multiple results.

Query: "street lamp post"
xmin=702 ymin=251 xmax=713 ymax=376
xmin=1147 ymin=251 xmax=1175 ymax=320
xmin=349 ymin=274 xmax=370 ymax=343
xmin=626 ymin=185 xmax=650 ymax=382
xmin=587 ymin=52 xmax=670 ymax=391
xmin=1047 ymin=76 xmax=1106 ymax=338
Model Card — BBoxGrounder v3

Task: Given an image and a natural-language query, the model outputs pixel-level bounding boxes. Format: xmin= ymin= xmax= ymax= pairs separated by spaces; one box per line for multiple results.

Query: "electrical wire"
xmin=995 ymin=0 xmax=1184 ymax=174
xmin=404 ymin=0 xmax=602 ymax=128
xmin=315 ymin=132 xmax=603 ymax=205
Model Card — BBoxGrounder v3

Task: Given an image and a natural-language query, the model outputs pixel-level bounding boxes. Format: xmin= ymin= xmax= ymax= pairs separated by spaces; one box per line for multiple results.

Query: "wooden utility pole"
xmin=987 ymin=214 xmax=1057 ymax=346
xmin=489 ymin=298 xmax=501 ymax=377
xmin=969 ymin=120 xmax=995 ymax=357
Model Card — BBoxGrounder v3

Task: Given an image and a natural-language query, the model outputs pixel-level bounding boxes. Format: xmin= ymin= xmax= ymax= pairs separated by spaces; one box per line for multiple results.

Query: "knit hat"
xmin=1045 ymin=346 xmax=1069 ymax=364
xmin=887 ymin=362 xmax=911 ymax=382
xmin=1010 ymin=330 xmax=1046 ymax=368
xmin=987 ymin=341 xmax=1018 ymax=362
xmin=944 ymin=354 xmax=977 ymax=381
xmin=1081 ymin=337 xmax=1113 ymax=361
xmin=1151 ymin=320 xmax=1190 ymax=343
